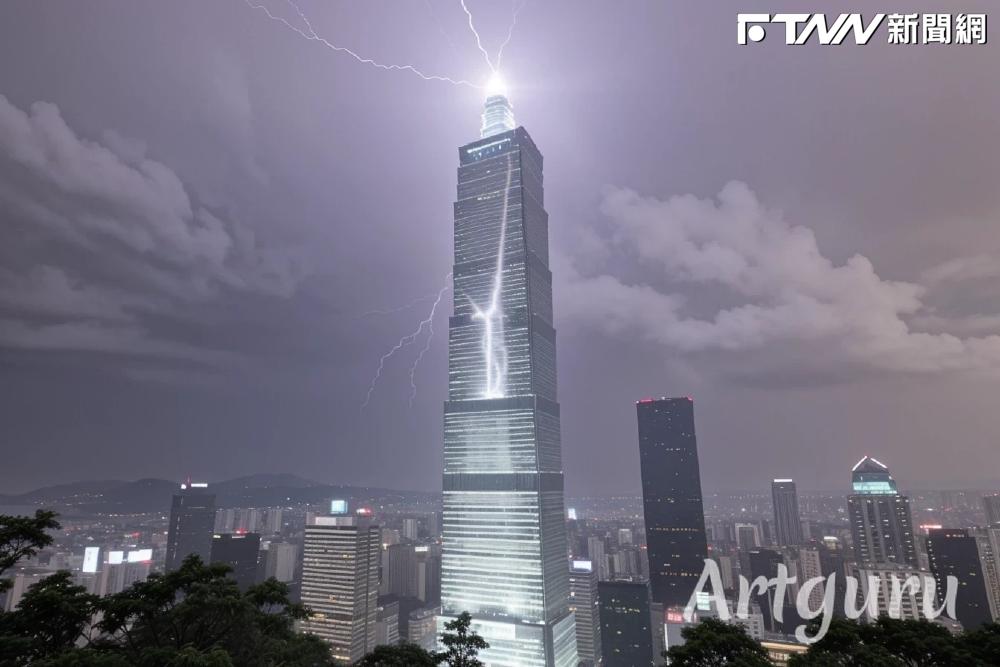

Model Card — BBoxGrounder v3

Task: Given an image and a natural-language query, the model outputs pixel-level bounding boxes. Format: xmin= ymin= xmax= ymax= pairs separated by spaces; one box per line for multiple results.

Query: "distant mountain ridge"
xmin=0 ymin=474 xmax=439 ymax=515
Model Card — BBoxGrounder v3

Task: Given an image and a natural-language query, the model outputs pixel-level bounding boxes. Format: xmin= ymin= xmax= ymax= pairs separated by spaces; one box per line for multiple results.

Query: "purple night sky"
xmin=1 ymin=0 xmax=998 ymax=495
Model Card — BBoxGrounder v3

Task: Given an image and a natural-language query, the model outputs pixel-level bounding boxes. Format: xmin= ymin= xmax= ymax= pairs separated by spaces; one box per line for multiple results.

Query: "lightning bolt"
xmin=243 ymin=0 xmax=479 ymax=88
xmin=362 ymin=273 xmax=451 ymax=411
xmin=407 ymin=280 xmax=451 ymax=406
xmin=459 ymin=0 xmax=497 ymax=72
xmin=458 ymin=0 xmax=525 ymax=73
xmin=358 ymin=292 xmax=436 ymax=319
xmin=496 ymin=0 xmax=526 ymax=69
xmin=468 ymin=154 xmax=513 ymax=399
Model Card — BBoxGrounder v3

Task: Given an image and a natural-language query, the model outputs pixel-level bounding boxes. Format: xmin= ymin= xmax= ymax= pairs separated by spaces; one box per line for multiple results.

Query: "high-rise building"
xmin=771 ymin=479 xmax=803 ymax=546
xmin=848 ymin=562 xmax=932 ymax=621
xmin=102 ymin=560 xmax=152 ymax=596
xmin=983 ymin=495 xmax=1000 ymax=527
xmin=210 ymin=532 xmax=261 ymax=590
xmin=735 ymin=523 xmax=761 ymax=552
xmin=381 ymin=544 xmax=418 ymax=599
xmin=438 ymin=80 xmax=577 ymax=666
xmin=970 ymin=527 xmax=1000 ymax=621
xmin=746 ymin=549 xmax=785 ymax=634
xmin=165 ymin=482 xmax=216 ymax=571
xmin=401 ymin=518 xmax=419 ymax=542
xmin=587 ymin=536 xmax=609 ymax=581
xmin=637 ymin=397 xmax=708 ymax=610
xmin=299 ymin=514 xmax=381 ymax=663
xmin=597 ymin=581 xmax=653 ymax=667
xmin=375 ymin=597 xmax=400 ymax=647
xmin=263 ymin=542 xmax=298 ymax=583
xmin=569 ymin=561 xmax=602 ymax=667
xmin=846 ymin=456 xmax=917 ymax=567
xmin=409 ymin=605 xmax=441 ymax=652
xmin=926 ymin=528 xmax=992 ymax=631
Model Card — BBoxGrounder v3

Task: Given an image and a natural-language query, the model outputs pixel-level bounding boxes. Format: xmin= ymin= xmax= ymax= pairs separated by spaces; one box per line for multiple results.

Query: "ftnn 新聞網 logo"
xmin=738 ymin=13 xmax=987 ymax=46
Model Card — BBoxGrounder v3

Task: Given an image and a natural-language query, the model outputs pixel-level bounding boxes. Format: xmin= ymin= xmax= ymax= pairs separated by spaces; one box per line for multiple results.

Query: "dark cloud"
xmin=1 ymin=0 xmax=998 ymax=494
xmin=0 ymin=94 xmax=304 ymax=364
xmin=559 ymin=182 xmax=1000 ymax=375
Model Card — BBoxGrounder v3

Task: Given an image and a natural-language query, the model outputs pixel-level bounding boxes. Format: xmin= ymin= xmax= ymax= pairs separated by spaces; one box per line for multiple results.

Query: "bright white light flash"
xmin=485 ymin=72 xmax=508 ymax=98
xmin=244 ymin=0 xmax=478 ymax=88
xmin=361 ymin=273 xmax=451 ymax=410
xmin=468 ymin=154 xmax=513 ymax=399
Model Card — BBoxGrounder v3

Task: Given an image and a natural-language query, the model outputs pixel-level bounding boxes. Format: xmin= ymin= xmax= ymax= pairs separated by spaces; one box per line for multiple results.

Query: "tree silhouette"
xmin=433 ymin=612 xmax=489 ymax=667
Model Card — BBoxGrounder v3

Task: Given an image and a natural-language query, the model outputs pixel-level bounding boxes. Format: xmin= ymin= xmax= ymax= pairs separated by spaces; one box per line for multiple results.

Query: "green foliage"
xmin=788 ymin=616 xmax=998 ymax=667
xmin=0 ymin=571 xmax=98 ymax=662
xmin=93 ymin=555 xmax=335 ymax=666
xmin=432 ymin=612 xmax=489 ymax=667
xmin=662 ymin=617 xmax=771 ymax=667
xmin=0 ymin=511 xmax=60 ymax=593
xmin=0 ymin=534 xmax=336 ymax=666
xmin=356 ymin=642 xmax=442 ymax=666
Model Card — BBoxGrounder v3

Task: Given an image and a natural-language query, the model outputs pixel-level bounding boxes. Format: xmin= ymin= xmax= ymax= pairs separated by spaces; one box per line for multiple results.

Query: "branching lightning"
xmin=468 ymin=155 xmax=513 ymax=399
xmin=407 ymin=279 xmax=451 ymax=406
xmin=243 ymin=0 xmax=479 ymax=87
xmin=496 ymin=0 xmax=525 ymax=69
xmin=458 ymin=0 xmax=525 ymax=74
xmin=459 ymin=0 xmax=497 ymax=72
xmin=361 ymin=274 xmax=451 ymax=411
xmin=358 ymin=293 xmax=436 ymax=319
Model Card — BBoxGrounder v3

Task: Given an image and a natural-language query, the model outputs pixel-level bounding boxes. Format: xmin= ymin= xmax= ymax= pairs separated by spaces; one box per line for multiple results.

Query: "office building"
xmin=971 ymin=527 xmax=1000 ymax=621
xmin=165 ymin=482 xmax=216 ymax=571
xmin=927 ymin=528 xmax=992 ymax=631
xmin=263 ymin=541 xmax=298 ymax=583
xmin=409 ymin=605 xmax=441 ymax=652
xmin=598 ymin=581 xmax=653 ymax=666
xmin=637 ymin=397 xmax=708 ymax=610
xmin=847 ymin=457 xmax=917 ymax=567
xmin=983 ymin=495 xmax=1000 ymax=528
xmin=438 ymin=81 xmax=577 ymax=666
xmin=210 ymin=532 xmax=261 ymax=590
xmin=569 ymin=561 xmax=602 ymax=666
xmin=848 ymin=563 xmax=933 ymax=621
xmin=375 ymin=597 xmax=400 ymax=647
xmin=772 ymin=479 xmax=803 ymax=546
xmin=299 ymin=514 xmax=381 ymax=663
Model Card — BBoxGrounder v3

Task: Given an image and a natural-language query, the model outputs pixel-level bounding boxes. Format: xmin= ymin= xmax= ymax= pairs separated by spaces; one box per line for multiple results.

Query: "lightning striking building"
xmin=438 ymin=77 xmax=578 ymax=667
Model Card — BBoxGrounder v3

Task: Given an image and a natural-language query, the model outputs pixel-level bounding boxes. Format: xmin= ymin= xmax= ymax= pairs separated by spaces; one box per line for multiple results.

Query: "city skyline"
xmin=3 ymin=0 xmax=1000 ymax=500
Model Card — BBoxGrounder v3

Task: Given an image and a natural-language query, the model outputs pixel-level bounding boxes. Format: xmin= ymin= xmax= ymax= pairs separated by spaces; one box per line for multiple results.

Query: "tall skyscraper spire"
xmin=439 ymin=92 xmax=577 ymax=666
xmin=481 ymin=73 xmax=515 ymax=138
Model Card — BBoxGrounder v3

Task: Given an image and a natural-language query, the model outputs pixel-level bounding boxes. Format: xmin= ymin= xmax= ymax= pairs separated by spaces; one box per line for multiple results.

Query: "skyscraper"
xmin=262 ymin=541 xmax=298 ymax=583
xmin=165 ymin=482 xmax=216 ymax=571
xmin=927 ymin=528 xmax=993 ymax=631
xmin=597 ymin=581 xmax=653 ymax=667
xmin=771 ymin=479 xmax=803 ymax=546
xmin=983 ymin=494 xmax=1000 ymax=527
xmin=637 ymin=397 xmax=708 ymax=610
xmin=438 ymin=80 xmax=577 ymax=666
xmin=846 ymin=456 xmax=917 ymax=567
xmin=299 ymin=514 xmax=381 ymax=663
xmin=569 ymin=561 xmax=602 ymax=667
xmin=210 ymin=532 xmax=261 ymax=590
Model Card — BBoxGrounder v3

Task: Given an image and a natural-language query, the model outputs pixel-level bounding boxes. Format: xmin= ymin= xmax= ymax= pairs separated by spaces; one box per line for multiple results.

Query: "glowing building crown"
xmin=481 ymin=73 xmax=515 ymax=138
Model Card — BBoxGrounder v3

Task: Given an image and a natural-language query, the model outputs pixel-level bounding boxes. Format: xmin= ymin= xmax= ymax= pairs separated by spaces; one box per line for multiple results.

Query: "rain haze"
xmin=1 ymin=0 xmax=999 ymax=495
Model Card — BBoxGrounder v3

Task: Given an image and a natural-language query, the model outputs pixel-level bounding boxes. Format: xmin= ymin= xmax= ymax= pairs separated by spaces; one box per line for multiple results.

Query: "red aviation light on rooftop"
xmin=637 ymin=398 xmax=656 ymax=404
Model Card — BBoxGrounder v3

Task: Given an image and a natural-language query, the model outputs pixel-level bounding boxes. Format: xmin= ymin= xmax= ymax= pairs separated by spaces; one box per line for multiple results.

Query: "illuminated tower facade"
xmin=846 ymin=456 xmax=917 ymax=567
xmin=439 ymin=83 xmax=578 ymax=667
